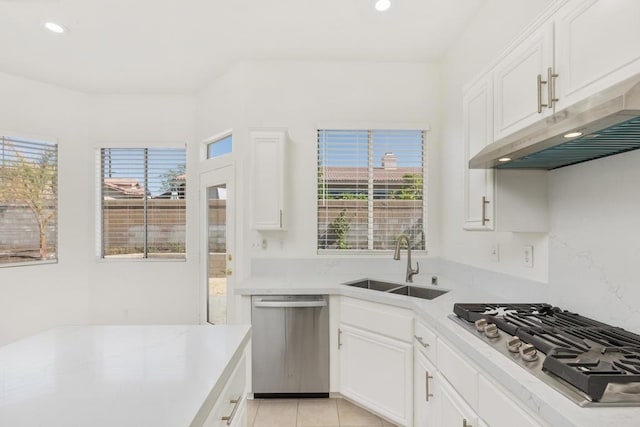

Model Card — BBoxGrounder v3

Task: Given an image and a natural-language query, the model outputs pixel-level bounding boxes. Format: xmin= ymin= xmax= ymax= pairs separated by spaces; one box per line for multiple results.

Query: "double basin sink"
xmin=343 ymin=278 xmax=448 ymax=300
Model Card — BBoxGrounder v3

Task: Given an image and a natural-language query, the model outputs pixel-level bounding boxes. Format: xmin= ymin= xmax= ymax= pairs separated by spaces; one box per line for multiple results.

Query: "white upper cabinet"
xmin=489 ymin=0 xmax=640 ymax=142
xmin=554 ymin=0 xmax=640 ymax=109
xmin=463 ymin=76 xmax=495 ymax=230
xmin=250 ymin=130 xmax=287 ymax=230
xmin=493 ymin=22 xmax=555 ymax=141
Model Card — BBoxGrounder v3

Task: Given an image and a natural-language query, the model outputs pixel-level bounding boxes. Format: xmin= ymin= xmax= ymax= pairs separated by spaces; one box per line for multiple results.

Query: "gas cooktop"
xmin=452 ymin=303 xmax=640 ymax=407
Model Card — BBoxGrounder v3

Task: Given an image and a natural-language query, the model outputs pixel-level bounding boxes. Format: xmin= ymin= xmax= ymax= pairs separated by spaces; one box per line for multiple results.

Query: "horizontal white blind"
xmin=317 ymin=129 xmax=425 ymax=251
xmin=0 ymin=136 xmax=58 ymax=265
xmin=100 ymin=147 xmax=186 ymax=259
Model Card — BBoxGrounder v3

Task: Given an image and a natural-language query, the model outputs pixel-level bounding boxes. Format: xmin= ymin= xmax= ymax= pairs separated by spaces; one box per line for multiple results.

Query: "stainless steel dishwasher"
xmin=251 ymin=294 xmax=329 ymax=398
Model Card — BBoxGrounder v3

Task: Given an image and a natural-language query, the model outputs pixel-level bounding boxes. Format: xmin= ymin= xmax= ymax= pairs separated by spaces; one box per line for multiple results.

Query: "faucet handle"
xmin=407 ymin=261 xmax=420 ymax=282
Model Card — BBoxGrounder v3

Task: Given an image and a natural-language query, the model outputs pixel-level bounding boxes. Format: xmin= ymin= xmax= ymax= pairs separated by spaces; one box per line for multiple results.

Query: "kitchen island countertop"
xmin=0 ymin=324 xmax=250 ymax=427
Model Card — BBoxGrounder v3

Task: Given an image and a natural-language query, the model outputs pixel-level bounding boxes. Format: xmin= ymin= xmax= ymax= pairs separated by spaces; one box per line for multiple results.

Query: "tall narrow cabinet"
xmin=250 ymin=129 xmax=287 ymax=230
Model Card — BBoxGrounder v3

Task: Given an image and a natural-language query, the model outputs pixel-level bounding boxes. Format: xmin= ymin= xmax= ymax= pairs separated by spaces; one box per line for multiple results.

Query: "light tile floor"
xmin=247 ymin=398 xmax=398 ymax=427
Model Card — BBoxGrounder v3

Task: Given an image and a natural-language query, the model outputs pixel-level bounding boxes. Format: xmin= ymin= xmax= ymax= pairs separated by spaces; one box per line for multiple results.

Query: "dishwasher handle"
xmin=253 ymin=299 xmax=327 ymax=308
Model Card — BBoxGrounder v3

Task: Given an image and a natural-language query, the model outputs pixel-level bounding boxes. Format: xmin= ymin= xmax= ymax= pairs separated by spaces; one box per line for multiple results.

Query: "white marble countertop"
xmin=237 ymin=272 xmax=640 ymax=427
xmin=0 ymin=324 xmax=251 ymax=427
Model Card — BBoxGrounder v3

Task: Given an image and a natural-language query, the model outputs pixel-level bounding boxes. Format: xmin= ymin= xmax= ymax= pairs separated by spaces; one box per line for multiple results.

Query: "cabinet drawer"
xmin=413 ymin=318 xmax=437 ymax=363
xmin=479 ymin=375 xmax=543 ymax=427
xmin=437 ymin=339 xmax=478 ymax=410
xmin=203 ymin=354 xmax=247 ymax=427
xmin=340 ymin=297 xmax=413 ymax=342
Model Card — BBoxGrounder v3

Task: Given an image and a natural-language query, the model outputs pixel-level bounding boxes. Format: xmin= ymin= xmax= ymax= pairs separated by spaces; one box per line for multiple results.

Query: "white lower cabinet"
xmin=438 ymin=374 xmax=479 ymax=427
xmin=437 ymin=339 xmax=478 ymax=410
xmin=203 ymin=354 xmax=247 ymax=427
xmin=332 ymin=297 xmax=547 ymax=427
xmin=414 ymin=348 xmax=438 ymax=426
xmin=478 ymin=375 xmax=543 ymax=427
xmin=339 ymin=324 xmax=413 ymax=426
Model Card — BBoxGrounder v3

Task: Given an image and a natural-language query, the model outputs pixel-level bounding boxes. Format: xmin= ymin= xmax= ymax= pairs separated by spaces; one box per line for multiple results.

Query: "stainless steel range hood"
xmin=469 ymin=75 xmax=640 ymax=170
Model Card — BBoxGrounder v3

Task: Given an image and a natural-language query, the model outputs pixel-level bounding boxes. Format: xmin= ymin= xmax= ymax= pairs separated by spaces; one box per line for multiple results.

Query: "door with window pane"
xmin=200 ymin=166 xmax=234 ymax=324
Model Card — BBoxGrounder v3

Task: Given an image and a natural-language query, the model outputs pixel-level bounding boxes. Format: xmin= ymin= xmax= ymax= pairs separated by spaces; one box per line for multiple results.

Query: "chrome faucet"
xmin=393 ymin=234 xmax=419 ymax=283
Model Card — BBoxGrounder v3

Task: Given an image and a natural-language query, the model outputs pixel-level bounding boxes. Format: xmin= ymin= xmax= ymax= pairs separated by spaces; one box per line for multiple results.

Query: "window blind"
xmin=0 ymin=136 xmax=58 ymax=265
xmin=317 ymin=129 xmax=425 ymax=251
xmin=100 ymin=147 xmax=186 ymax=259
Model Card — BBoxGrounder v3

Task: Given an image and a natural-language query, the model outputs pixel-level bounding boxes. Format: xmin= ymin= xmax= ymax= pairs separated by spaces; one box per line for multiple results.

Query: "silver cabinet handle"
xmin=425 ymin=370 xmax=434 ymax=402
xmin=279 ymin=209 xmax=283 ymax=228
xmin=547 ymin=67 xmax=559 ymax=109
xmin=414 ymin=335 xmax=429 ymax=348
xmin=253 ymin=300 xmax=327 ymax=308
xmin=481 ymin=196 xmax=490 ymax=226
xmin=222 ymin=396 xmax=242 ymax=425
xmin=463 ymin=419 xmax=472 ymax=427
xmin=537 ymin=74 xmax=548 ymax=113
xmin=338 ymin=328 xmax=343 ymax=349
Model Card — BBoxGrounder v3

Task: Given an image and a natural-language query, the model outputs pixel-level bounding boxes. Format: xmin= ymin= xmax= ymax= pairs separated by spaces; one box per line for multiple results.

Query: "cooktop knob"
xmin=474 ymin=318 xmax=488 ymax=332
xmin=507 ymin=336 xmax=522 ymax=353
xmin=484 ymin=323 xmax=500 ymax=338
xmin=519 ymin=343 xmax=538 ymax=362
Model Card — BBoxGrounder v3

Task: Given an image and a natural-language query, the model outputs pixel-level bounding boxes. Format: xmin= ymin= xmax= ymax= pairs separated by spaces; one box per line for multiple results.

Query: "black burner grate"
xmin=454 ymin=303 xmax=640 ymax=401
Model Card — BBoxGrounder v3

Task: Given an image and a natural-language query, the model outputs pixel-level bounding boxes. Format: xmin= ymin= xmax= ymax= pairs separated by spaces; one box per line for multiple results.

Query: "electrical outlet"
xmin=490 ymin=243 xmax=499 ymax=262
xmin=523 ymin=245 xmax=533 ymax=268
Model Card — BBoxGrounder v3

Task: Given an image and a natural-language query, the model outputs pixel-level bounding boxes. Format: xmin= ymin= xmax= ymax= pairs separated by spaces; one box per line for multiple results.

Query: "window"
xmin=100 ymin=147 xmax=186 ymax=260
xmin=0 ymin=136 xmax=58 ymax=266
xmin=317 ymin=129 xmax=426 ymax=251
xmin=207 ymin=134 xmax=232 ymax=159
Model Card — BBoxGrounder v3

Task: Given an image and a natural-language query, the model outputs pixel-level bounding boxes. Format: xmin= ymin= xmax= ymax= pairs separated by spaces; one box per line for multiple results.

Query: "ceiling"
xmin=0 ymin=0 xmax=486 ymax=94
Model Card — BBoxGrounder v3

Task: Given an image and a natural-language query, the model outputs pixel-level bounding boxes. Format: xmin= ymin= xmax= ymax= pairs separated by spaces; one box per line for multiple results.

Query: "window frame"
xmin=201 ymin=129 xmax=233 ymax=162
xmin=0 ymin=133 xmax=59 ymax=268
xmin=95 ymin=144 xmax=188 ymax=262
xmin=316 ymin=124 xmax=429 ymax=255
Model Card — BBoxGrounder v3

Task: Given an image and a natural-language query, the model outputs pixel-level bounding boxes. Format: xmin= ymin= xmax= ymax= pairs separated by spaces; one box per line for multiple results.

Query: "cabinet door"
xmin=493 ymin=22 xmax=554 ymax=141
xmin=437 ymin=339 xmax=478 ymax=411
xmin=439 ymin=374 xmax=478 ymax=427
xmin=478 ymin=375 xmax=543 ymax=427
xmin=251 ymin=130 xmax=286 ymax=230
xmin=463 ymin=76 xmax=494 ymax=230
xmin=339 ymin=325 xmax=412 ymax=426
xmin=414 ymin=348 xmax=438 ymax=427
xmin=555 ymin=0 xmax=640 ymax=109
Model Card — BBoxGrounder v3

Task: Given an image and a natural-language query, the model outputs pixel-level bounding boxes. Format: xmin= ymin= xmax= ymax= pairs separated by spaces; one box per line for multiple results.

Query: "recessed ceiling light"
xmin=375 ymin=0 xmax=391 ymax=12
xmin=498 ymin=157 xmax=511 ymax=162
xmin=43 ymin=21 xmax=67 ymax=34
xmin=563 ymin=131 xmax=583 ymax=138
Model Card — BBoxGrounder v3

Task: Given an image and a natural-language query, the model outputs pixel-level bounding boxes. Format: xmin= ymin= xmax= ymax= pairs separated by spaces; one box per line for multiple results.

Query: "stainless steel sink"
xmin=342 ymin=278 xmax=403 ymax=292
xmin=342 ymin=278 xmax=449 ymax=300
xmin=389 ymin=285 xmax=449 ymax=300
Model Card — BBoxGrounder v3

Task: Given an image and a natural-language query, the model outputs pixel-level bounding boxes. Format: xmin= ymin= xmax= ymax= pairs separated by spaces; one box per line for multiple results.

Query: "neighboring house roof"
xmin=103 ymin=178 xmax=145 ymax=198
xmin=322 ymin=166 xmax=422 ymax=183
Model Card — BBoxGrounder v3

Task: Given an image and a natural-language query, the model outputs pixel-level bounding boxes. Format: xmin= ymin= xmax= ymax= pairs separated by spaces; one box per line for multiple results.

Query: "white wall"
xmin=86 ymin=94 xmax=199 ymax=325
xmin=0 ymin=76 xmax=199 ymax=345
xmin=439 ymin=0 xmax=553 ymax=283
xmin=0 ymin=72 xmax=90 ymax=345
xmin=548 ymin=150 xmax=640 ymax=332
xmin=197 ymin=60 xmax=441 ymax=281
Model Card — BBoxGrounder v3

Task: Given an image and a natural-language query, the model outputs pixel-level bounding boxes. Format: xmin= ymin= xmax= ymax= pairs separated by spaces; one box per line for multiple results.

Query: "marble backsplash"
xmin=250 ymin=255 xmax=640 ymax=333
